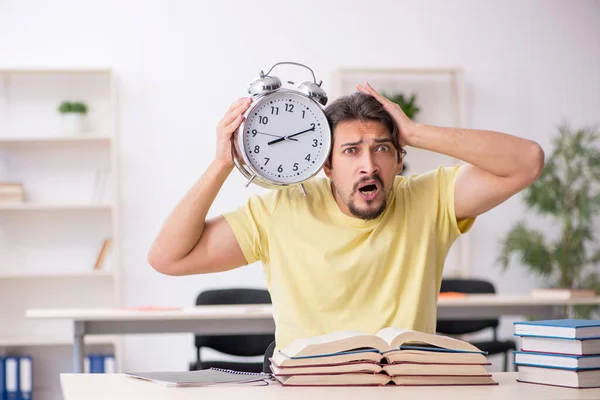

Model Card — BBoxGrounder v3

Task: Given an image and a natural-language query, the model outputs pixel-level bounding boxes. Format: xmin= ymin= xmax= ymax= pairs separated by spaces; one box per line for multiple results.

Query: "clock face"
xmin=241 ymin=90 xmax=331 ymax=185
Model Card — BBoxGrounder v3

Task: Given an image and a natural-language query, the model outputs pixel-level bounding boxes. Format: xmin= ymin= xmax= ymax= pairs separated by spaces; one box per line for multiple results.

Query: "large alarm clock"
xmin=232 ymin=62 xmax=332 ymax=195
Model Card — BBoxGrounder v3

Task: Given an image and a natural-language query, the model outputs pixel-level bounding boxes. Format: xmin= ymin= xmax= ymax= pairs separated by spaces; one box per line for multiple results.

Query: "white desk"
xmin=60 ymin=372 xmax=600 ymax=400
xmin=26 ymin=295 xmax=600 ymax=373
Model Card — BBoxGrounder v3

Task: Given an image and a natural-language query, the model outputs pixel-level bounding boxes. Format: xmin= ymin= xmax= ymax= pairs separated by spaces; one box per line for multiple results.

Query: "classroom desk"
xmin=60 ymin=372 xmax=600 ymax=400
xmin=26 ymin=295 xmax=600 ymax=373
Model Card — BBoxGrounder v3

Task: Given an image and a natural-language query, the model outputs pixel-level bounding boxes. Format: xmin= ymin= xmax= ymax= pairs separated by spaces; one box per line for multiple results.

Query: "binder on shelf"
xmin=19 ymin=356 xmax=32 ymax=400
xmin=88 ymin=354 xmax=105 ymax=374
xmin=104 ymin=354 xmax=116 ymax=373
xmin=85 ymin=354 xmax=115 ymax=374
xmin=4 ymin=356 xmax=19 ymax=400
xmin=0 ymin=356 xmax=5 ymax=400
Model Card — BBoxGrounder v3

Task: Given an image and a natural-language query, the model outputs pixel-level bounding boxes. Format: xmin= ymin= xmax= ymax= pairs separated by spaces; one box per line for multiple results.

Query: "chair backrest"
xmin=436 ymin=279 xmax=499 ymax=335
xmin=194 ymin=288 xmax=275 ymax=357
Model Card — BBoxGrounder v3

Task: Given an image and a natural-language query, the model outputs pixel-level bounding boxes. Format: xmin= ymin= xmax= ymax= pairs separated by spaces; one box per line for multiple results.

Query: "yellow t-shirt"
xmin=222 ymin=164 xmax=475 ymax=350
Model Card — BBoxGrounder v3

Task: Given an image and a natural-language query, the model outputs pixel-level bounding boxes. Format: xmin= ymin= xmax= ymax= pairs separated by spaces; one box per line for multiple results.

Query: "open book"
xmin=271 ymin=327 xmax=495 ymax=386
xmin=279 ymin=327 xmax=484 ymax=359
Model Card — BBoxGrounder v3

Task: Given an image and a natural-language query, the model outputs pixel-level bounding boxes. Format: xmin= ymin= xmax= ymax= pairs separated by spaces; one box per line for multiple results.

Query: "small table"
xmin=59 ymin=372 xmax=600 ymax=400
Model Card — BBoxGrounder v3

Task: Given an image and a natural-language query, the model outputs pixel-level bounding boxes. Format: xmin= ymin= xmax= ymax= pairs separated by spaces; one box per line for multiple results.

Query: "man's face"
xmin=324 ymin=120 xmax=402 ymax=220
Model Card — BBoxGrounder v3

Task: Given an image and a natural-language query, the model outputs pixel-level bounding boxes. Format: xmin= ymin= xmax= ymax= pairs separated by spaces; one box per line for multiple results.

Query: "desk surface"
xmin=26 ymin=295 xmax=600 ymax=321
xmin=60 ymin=372 xmax=600 ymax=400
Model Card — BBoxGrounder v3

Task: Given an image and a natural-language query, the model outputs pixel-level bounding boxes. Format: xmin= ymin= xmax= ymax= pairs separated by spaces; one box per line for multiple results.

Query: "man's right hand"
xmin=215 ymin=97 xmax=253 ymax=169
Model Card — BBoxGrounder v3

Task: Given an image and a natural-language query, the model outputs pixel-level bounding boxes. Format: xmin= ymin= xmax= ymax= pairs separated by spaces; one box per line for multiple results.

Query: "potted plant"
xmin=386 ymin=92 xmax=421 ymax=120
xmin=58 ymin=101 xmax=88 ymax=135
xmin=498 ymin=122 xmax=600 ymax=317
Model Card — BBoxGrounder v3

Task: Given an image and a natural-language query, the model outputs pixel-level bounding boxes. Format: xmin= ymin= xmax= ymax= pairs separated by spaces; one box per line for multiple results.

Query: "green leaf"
xmin=590 ymin=249 xmax=600 ymax=264
xmin=386 ymin=92 xmax=421 ymax=120
xmin=498 ymin=221 xmax=554 ymax=276
xmin=498 ymin=121 xmax=600 ymax=291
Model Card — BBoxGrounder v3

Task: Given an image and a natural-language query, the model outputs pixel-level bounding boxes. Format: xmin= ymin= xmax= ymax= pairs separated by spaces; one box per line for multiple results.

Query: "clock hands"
xmin=267 ymin=125 xmax=316 ymax=146
xmin=253 ymin=130 xmax=298 ymax=141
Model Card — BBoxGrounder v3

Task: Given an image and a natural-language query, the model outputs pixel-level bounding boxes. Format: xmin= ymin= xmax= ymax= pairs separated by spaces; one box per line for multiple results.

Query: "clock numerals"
xmin=245 ymin=95 xmax=326 ymax=182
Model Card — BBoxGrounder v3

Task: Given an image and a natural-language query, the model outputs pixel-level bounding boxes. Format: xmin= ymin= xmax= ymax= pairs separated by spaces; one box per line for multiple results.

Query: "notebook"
xmin=514 ymin=319 xmax=600 ymax=339
xmin=125 ymin=368 xmax=273 ymax=387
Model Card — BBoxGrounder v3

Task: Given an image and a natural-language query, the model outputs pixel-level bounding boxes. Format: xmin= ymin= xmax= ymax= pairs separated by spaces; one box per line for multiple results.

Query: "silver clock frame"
xmin=232 ymin=62 xmax=332 ymax=195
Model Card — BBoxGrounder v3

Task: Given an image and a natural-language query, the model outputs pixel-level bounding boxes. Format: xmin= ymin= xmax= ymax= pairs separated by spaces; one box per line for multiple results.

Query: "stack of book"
xmin=0 ymin=181 xmax=24 ymax=203
xmin=514 ymin=319 xmax=600 ymax=389
xmin=270 ymin=327 xmax=498 ymax=386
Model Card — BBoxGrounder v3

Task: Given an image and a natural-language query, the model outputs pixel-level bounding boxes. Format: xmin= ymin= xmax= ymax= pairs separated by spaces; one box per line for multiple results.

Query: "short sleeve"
xmin=407 ymin=164 xmax=475 ymax=243
xmin=435 ymin=164 xmax=476 ymax=241
xmin=221 ymin=190 xmax=280 ymax=264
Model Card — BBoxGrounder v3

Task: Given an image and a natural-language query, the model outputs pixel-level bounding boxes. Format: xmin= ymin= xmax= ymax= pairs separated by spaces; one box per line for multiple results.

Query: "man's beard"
xmin=347 ymin=195 xmax=387 ymax=220
xmin=338 ymin=174 xmax=387 ymax=220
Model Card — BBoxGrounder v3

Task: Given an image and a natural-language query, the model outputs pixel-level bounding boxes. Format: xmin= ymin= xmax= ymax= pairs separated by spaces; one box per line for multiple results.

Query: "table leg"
xmin=73 ymin=321 xmax=85 ymax=373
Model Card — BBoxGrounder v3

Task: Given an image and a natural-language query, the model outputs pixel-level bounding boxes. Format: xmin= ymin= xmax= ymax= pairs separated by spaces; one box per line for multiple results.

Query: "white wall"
xmin=1 ymin=0 xmax=599 ymax=372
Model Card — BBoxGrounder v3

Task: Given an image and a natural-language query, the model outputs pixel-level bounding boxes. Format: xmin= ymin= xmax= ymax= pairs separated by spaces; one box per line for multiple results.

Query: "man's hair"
xmin=324 ymin=92 xmax=405 ymax=166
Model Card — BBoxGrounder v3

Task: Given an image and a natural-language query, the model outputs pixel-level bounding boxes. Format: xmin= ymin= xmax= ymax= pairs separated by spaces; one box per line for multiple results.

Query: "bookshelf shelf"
xmin=0 ymin=271 xmax=114 ymax=280
xmin=0 ymin=67 xmax=113 ymax=74
xmin=0 ymin=335 xmax=119 ymax=347
xmin=0 ymin=135 xmax=112 ymax=146
xmin=0 ymin=203 xmax=113 ymax=211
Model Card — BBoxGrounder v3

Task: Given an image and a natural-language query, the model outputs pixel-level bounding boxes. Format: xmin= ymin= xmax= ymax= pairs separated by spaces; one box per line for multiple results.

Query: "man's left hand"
xmin=356 ymin=82 xmax=416 ymax=147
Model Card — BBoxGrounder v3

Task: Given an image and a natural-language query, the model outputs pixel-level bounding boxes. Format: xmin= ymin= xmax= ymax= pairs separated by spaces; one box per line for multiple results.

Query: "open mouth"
xmin=357 ymin=181 xmax=380 ymax=201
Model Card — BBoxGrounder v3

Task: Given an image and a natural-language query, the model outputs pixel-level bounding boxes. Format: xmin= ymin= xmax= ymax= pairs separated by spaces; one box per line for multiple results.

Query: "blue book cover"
xmin=514 ymin=363 xmax=600 ymax=371
xmin=283 ymin=345 xmax=488 ymax=359
xmin=514 ymin=319 xmax=600 ymax=328
xmin=513 ymin=351 xmax=600 ymax=370
xmin=513 ymin=351 xmax=600 ymax=359
xmin=397 ymin=345 xmax=488 ymax=354
xmin=283 ymin=348 xmax=381 ymax=360
xmin=0 ymin=357 xmax=5 ymax=400
xmin=514 ymin=319 xmax=600 ymax=339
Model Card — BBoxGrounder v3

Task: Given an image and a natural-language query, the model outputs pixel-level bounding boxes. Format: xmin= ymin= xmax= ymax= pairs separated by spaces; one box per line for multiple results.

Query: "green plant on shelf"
xmin=384 ymin=92 xmax=421 ymax=120
xmin=58 ymin=101 xmax=88 ymax=115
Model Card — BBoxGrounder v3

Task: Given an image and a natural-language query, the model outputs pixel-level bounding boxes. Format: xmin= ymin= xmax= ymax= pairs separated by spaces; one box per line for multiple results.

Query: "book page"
xmin=376 ymin=326 xmax=483 ymax=352
xmin=280 ymin=330 xmax=369 ymax=357
xmin=376 ymin=327 xmax=416 ymax=345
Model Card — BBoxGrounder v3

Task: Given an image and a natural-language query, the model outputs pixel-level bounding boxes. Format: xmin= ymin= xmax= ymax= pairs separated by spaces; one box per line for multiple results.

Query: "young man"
xmin=147 ymin=83 xmax=544 ymax=352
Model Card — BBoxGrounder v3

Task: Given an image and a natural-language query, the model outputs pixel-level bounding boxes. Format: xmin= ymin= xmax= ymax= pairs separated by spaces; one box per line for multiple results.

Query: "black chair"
xmin=263 ymin=340 xmax=277 ymax=373
xmin=436 ymin=279 xmax=517 ymax=372
xmin=189 ymin=288 xmax=275 ymax=373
